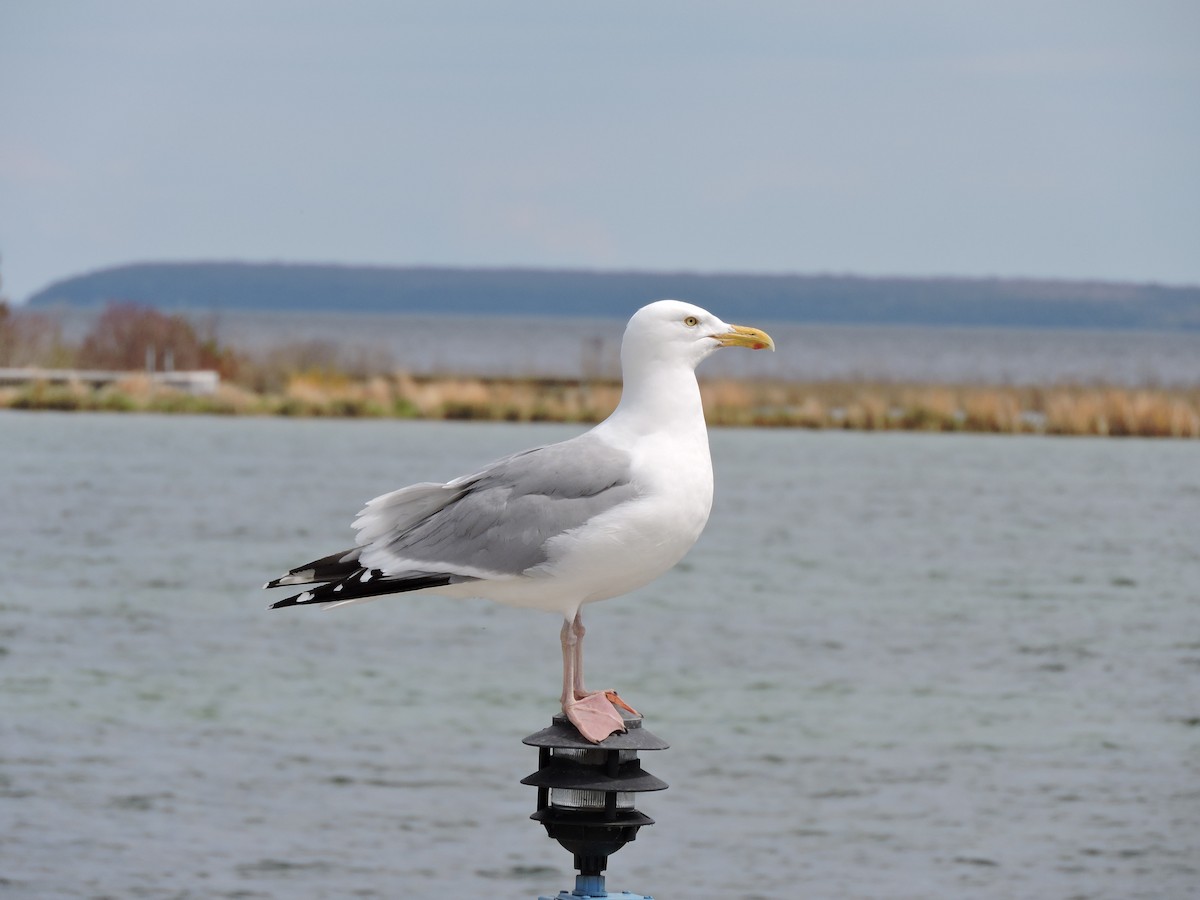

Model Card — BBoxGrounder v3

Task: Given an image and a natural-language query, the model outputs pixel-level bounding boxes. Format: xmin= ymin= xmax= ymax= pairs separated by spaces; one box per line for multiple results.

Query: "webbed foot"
xmin=564 ymin=690 xmax=637 ymax=743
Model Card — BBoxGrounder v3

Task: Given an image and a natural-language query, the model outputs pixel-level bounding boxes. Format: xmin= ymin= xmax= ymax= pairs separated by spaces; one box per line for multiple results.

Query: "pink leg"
xmin=571 ymin=611 xmax=587 ymax=697
xmin=559 ymin=618 xmax=576 ymax=711
xmin=561 ymin=611 xmax=638 ymax=743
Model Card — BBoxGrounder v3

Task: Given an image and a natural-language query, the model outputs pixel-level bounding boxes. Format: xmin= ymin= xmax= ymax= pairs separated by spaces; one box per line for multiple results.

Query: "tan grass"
xmin=962 ymin=388 xmax=1026 ymax=433
xmin=842 ymin=392 xmax=890 ymax=430
xmin=1 ymin=369 xmax=1197 ymax=437
xmin=897 ymin=386 xmax=960 ymax=430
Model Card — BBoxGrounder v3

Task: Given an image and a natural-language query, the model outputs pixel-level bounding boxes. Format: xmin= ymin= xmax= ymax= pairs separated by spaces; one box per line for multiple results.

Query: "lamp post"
xmin=522 ymin=712 xmax=668 ymax=900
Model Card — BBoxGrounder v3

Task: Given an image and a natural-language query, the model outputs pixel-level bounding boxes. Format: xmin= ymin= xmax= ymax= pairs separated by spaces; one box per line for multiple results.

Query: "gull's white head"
xmin=621 ymin=299 xmax=775 ymax=372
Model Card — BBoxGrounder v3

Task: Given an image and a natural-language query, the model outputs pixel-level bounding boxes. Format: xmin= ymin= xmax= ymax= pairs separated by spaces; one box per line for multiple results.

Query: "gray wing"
xmin=355 ymin=432 xmax=639 ymax=578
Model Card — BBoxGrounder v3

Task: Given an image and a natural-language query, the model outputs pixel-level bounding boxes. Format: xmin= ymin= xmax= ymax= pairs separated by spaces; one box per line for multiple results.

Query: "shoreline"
xmin=2 ymin=373 xmax=1197 ymax=438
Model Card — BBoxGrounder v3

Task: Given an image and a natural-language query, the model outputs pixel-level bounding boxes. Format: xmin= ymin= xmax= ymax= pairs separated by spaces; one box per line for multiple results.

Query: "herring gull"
xmin=264 ymin=300 xmax=774 ymax=741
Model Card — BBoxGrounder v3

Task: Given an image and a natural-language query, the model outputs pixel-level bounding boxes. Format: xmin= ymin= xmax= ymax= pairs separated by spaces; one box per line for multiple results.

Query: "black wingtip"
xmin=265 ymin=570 xmax=468 ymax=611
xmin=268 ymin=587 xmax=321 ymax=609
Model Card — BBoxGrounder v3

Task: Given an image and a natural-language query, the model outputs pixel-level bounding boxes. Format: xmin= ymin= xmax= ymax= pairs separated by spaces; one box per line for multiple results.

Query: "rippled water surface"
xmin=2 ymin=413 xmax=1198 ymax=899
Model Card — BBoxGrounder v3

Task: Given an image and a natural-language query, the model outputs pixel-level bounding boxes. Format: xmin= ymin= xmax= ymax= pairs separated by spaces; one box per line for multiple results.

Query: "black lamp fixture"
xmin=522 ymin=711 xmax=668 ymax=899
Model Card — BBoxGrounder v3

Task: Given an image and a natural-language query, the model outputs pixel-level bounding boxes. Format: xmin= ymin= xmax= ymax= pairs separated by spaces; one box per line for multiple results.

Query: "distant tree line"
xmin=25 ymin=262 xmax=1200 ymax=330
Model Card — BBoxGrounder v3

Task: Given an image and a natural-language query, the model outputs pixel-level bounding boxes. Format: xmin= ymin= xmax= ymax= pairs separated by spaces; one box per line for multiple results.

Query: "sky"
xmin=1 ymin=1 xmax=1198 ymax=302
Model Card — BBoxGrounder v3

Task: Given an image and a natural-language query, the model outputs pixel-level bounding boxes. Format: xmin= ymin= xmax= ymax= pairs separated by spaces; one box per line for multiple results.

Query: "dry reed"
xmin=2 ymin=371 xmax=1197 ymax=438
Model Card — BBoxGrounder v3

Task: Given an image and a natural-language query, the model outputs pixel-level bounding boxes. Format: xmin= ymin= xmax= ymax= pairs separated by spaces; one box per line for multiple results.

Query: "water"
xmin=1 ymin=412 xmax=1198 ymax=899
xmin=51 ymin=307 xmax=1200 ymax=386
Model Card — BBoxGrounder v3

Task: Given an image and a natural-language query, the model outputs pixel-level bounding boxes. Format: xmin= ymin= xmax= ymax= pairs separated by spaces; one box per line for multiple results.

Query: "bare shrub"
xmin=77 ymin=303 xmax=238 ymax=374
xmin=0 ymin=302 xmax=73 ymax=367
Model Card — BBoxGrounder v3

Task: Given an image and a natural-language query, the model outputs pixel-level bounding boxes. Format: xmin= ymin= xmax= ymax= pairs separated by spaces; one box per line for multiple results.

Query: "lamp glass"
xmin=549 ymin=788 xmax=635 ymax=810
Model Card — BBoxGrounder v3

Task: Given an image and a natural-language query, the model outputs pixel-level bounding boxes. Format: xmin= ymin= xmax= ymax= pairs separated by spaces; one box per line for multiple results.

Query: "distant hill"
xmin=25 ymin=261 xmax=1200 ymax=330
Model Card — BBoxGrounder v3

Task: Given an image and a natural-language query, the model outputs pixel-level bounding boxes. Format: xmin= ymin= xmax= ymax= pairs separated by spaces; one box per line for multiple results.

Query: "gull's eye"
xmin=684 ymin=315 xmax=699 ymax=327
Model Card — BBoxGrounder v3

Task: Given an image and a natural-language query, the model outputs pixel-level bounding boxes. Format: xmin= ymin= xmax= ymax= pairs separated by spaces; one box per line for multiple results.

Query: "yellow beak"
xmin=712 ymin=324 xmax=775 ymax=351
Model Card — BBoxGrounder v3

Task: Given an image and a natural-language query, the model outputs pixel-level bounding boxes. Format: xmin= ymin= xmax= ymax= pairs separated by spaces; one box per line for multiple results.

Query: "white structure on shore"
xmin=0 ymin=368 xmax=219 ymax=395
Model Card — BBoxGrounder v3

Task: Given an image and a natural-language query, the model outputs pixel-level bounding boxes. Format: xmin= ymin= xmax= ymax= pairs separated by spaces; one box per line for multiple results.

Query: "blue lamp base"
xmin=539 ymin=873 xmax=654 ymax=899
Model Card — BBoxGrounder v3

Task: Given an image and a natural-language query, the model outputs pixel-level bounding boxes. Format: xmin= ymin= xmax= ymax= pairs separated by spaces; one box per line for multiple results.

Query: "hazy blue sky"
xmin=2 ymin=1 xmax=1197 ymax=301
